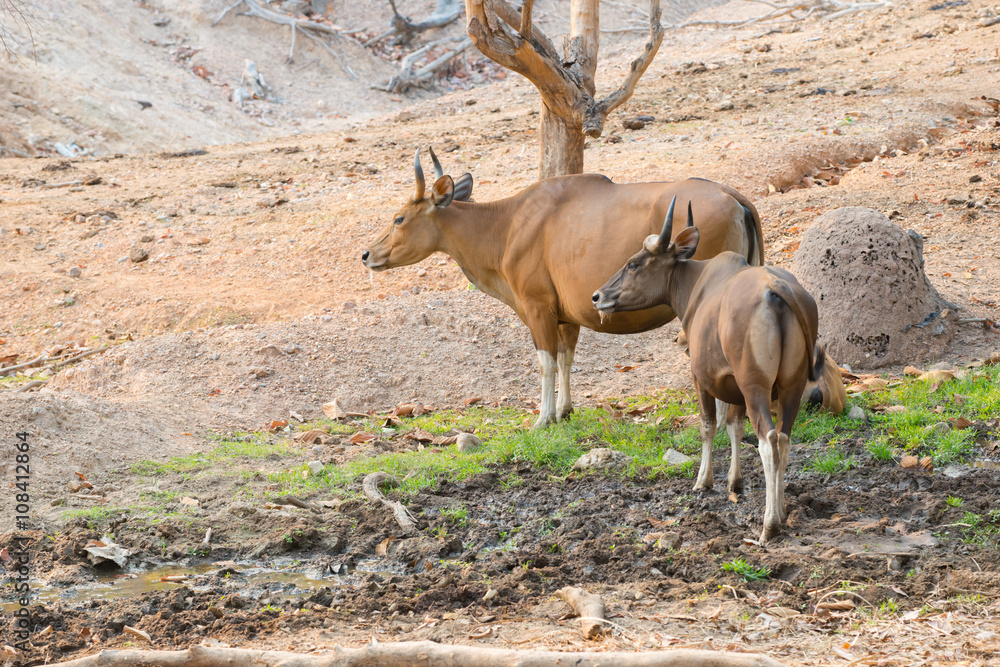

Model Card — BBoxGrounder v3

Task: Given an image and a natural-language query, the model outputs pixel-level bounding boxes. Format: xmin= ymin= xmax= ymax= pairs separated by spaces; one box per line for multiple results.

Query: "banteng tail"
xmin=765 ymin=277 xmax=819 ymax=382
xmin=742 ymin=205 xmax=763 ymax=266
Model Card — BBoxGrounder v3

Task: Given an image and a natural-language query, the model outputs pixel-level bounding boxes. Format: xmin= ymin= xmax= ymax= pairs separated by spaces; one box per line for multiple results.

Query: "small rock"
xmin=714 ymin=100 xmax=735 ymax=111
xmin=229 ymin=502 xmax=256 ymax=518
xmin=140 ymin=234 xmax=155 ymax=243
xmin=848 ymin=406 xmax=866 ymax=421
xmin=312 ymin=445 xmax=324 ymax=457
xmin=656 ymin=532 xmax=682 ymax=550
xmin=573 ymin=447 xmax=632 ymax=470
xmin=456 ymin=432 xmax=482 ymax=453
xmin=129 ymin=247 xmax=149 ymax=263
xmin=605 ymin=134 xmax=623 ymax=144
xmin=925 ymin=421 xmax=951 ymax=437
xmin=970 ymin=175 xmax=982 ymax=183
xmin=284 ymin=343 xmax=297 ymax=354
xmin=622 ymin=117 xmax=647 ymax=130
xmin=180 ymin=497 xmax=200 ymax=507
xmin=662 ymin=448 xmax=693 ymax=466
xmin=307 ymin=461 xmax=325 ymax=476
xmin=68 ymin=267 xmax=81 ymax=278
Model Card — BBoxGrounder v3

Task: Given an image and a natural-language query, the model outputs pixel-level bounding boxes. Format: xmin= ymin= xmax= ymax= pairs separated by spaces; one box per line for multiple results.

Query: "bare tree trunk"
xmin=540 ymin=104 xmax=584 ymax=178
xmin=568 ymin=0 xmax=599 ymax=95
xmin=465 ymin=0 xmax=663 ymax=180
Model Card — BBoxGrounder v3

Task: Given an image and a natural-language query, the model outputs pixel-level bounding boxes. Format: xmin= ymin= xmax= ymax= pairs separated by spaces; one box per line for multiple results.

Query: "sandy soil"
xmin=1 ymin=0 xmax=1000 ymax=663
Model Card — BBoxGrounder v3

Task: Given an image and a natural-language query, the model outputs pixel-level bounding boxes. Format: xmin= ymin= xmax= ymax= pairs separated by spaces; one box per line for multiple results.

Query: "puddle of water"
xmin=1 ymin=558 xmax=392 ymax=612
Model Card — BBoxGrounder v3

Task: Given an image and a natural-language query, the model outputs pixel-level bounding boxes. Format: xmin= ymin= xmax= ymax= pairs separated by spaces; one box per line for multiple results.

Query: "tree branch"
xmin=582 ymin=0 xmax=663 ymax=137
xmin=53 ymin=641 xmax=791 ymax=667
xmin=465 ymin=0 xmax=583 ymax=119
xmin=519 ymin=0 xmax=534 ymax=40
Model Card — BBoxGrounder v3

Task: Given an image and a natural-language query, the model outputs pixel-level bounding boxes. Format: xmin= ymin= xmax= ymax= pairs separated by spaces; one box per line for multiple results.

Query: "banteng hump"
xmin=593 ymin=196 xmax=822 ymax=542
xmin=363 ymin=148 xmax=764 ymax=429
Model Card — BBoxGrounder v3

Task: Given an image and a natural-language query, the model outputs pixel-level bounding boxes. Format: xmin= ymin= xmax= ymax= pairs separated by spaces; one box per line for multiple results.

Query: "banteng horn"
xmin=412 ymin=148 xmax=426 ymax=202
xmin=428 ymin=146 xmax=444 ymax=180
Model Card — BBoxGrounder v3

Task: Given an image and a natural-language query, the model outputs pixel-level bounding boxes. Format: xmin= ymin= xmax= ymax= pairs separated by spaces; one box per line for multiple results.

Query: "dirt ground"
xmin=2 ymin=0 xmax=1000 ymax=663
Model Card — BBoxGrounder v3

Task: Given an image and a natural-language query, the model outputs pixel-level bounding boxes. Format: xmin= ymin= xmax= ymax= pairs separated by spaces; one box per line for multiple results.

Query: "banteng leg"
xmin=775 ymin=389 xmax=803 ymax=523
xmin=745 ymin=388 xmax=783 ymax=541
xmin=725 ymin=402 xmax=747 ymax=494
xmin=556 ymin=324 xmax=580 ymax=421
xmin=525 ymin=308 xmax=559 ymax=430
xmin=693 ymin=384 xmax=717 ymax=491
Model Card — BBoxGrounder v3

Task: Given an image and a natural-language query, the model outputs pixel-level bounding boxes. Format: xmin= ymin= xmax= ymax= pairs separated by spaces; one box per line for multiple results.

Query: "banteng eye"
xmin=627 ymin=263 xmax=639 ymax=271
xmin=394 ymin=216 xmax=405 ymax=225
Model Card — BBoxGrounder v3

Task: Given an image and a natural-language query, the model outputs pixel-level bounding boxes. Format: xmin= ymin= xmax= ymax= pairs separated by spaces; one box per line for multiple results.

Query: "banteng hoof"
xmin=557 ymin=406 xmax=574 ymax=422
xmin=532 ymin=414 xmax=556 ymax=430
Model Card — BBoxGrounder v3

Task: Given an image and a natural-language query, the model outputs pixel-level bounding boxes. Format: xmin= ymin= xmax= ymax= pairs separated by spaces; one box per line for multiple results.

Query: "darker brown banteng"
xmin=593 ymin=196 xmax=822 ymax=541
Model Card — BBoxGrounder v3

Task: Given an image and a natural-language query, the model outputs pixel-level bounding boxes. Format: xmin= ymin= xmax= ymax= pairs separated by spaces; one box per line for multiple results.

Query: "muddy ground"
xmin=2 ymin=0 xmax=1000 ymax=663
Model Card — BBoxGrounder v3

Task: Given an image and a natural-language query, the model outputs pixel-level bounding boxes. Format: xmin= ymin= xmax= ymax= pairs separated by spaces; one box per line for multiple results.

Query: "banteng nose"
xmin=361 ymin=250 xmax=370 ymax=264
xmin=592 ymin=291 xmax=601 ymax=303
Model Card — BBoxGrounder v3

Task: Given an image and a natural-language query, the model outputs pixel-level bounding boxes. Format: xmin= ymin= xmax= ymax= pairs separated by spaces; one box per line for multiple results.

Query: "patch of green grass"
xmin=866 ymin=436 xmax=894 ymax=461
xmin=133 ymin=433 xmax=292 ymax=476
xmin=806 ymin=447 xmax=856 ymax=474
xmin=945 ymin=495 xmax=964 ymax=508
xmin=959 ymin=510 xmax=1000 ymax=548
xmin=62 ymin=506 xmax=120 ymax=529
xmin=721 ymin=558 xmax=771 ymax=582
xmin=440 ymin=505 xmax=469 ymax=527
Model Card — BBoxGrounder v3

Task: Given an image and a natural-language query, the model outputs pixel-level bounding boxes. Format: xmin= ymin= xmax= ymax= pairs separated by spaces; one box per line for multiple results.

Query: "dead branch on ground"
xmin=213 ymin=0 xmax=357 ymax=78
xmin=664 ymin=0 xmax=891 ymax=31
xmin=54 ymin=640 xmax=790 ymax=667
xmin=373 ymin=35 xmax=473 ymax=93
xmin=362 ymin=472 xmax=420 ymax=534
xmin=555 ymin=586 xmax=607 ymax=639
xmin=365 ymin=0 xmax=462 ymax=47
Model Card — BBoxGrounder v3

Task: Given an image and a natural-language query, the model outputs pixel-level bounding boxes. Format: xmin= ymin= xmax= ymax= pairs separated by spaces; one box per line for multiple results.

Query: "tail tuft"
xmin=810 ymin=343 xmax=825 ymax=383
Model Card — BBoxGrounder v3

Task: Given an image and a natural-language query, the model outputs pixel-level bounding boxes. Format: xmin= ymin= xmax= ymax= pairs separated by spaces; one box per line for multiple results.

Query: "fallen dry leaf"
xmin=884 ymin=405 xmax=907 ymax=414
xmin=375 ymin=536 xmax=394 ymax=557
xmin=123 ymin=625 xmax=151 ymax=642
xmin=181 ymin=236 xmax=211 ymax=246
xmin=953 ymin=416 xmax=973 ymax=430
xmin=900 ymin=455 xmax=919 ymax=469
xmin=74 ymin=471 xmax=88 ymax=481
xmin=349 ymin=432 xmax=377 ymax=444
xmin=728 ymin=492 xmax=739 ymax=504
xmin=436 ymin=435 xmax=459 ymax=446
xmin=672 ymin=414 xmax=700 ymax=429
xmin=322 ymin=399 xmax=347 ymax=420
xmin=393 ymin=403 xmax=415 ymax=417
xmin=463 ymin=396 xmax=483 ymax=406
xmin=293 ymin=429 xmax=327 ymax=444
xmin=648 ymin=516 xmax=677 ymax=529
xmin=817 ymin=600 xmax=855 ymax=612
xmin=267 ymin=419 xmax=289 ymax=433
xmin=919 ymin=456 xmax=933 ymax=472
xmin=408 ymin=429 xmax=437 ymax=443
xmin=468 ymin=626 xmax=493 ymax=639
xmin=919 ymin=369 xmax=956 ymax=383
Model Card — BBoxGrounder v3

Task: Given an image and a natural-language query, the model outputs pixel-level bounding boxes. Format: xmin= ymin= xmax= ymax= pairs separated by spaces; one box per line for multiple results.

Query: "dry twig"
xmin=362 ymin=472 xmax=420 ymax=534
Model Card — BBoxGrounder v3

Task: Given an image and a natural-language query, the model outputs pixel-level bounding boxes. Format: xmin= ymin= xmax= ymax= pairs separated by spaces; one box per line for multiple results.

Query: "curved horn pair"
xmin=646 ymin=197 xmax=694 ymax=253
xmin=412 ymin=146 xmax=445 ymax=202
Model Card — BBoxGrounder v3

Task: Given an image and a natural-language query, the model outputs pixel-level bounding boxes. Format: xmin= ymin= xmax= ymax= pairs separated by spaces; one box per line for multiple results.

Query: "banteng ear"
xmin=453 ymin=173 xmax=474 ymax=202
xmin=431 ymin=175 xmax=455 ymax=207
xmin=673 ymin=226 xmax=699 ymax=260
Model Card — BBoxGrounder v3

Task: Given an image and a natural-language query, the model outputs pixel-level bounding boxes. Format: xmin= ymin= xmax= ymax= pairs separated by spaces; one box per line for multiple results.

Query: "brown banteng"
xmin=593 ymin=197 xmax=821 ymax=541
xmin=361 ymin=148 xmax=764 ymax=429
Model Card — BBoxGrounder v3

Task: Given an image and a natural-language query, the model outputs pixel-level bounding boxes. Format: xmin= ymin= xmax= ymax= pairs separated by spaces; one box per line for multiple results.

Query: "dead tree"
xmin=366 ymin=0 xmax=463 ymax=46
xmin=466 ymin=0 xmax=664 ymax=178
